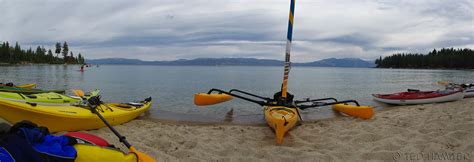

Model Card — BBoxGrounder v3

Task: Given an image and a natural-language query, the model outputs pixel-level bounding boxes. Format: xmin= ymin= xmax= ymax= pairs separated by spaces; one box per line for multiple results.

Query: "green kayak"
xmin=0 ymin=90 xmax=100 ymax=104
xmin=0 ymin=86 xmax=65 ymax=94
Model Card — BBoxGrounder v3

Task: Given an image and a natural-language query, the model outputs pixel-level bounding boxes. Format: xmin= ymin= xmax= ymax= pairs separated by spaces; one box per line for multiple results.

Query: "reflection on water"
xmin=1 ymin=65 xmax=473 ymax=124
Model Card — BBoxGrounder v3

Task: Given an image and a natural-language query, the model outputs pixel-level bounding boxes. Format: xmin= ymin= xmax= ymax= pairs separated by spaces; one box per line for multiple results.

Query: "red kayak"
xmin=373 ymin=89 xmax=464 ymax=105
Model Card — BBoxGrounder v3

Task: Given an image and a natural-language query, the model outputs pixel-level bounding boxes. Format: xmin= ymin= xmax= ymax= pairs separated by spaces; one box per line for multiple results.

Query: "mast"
xmin=281 ymin=0 xmax=295 ymax=100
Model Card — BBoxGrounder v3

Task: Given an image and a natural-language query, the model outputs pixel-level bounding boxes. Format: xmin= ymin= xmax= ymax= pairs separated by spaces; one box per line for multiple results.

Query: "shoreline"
xmin=88 ymin=98 xmax=474 ymax=161
xmin=1 ymin=98 xmax=473 ymax=161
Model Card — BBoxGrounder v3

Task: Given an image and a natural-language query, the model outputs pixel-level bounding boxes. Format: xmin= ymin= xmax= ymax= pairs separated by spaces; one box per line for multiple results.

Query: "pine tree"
xmin=62 ymin=41 xmax=69 ymax=62
xmin=55 ymin=42 xmax=61 ymax=58
xmin=0 ymin=41 xmax=83 ymax=64
xmin=47 ymin=49 xmax=54 ymax=63
xmin=70 ymin=51 xmax=74 ymax=63
xmin=375 ymin=48 xmax=473 ymax=69
xmin=78 ymin=53 xmax=84 ymax=64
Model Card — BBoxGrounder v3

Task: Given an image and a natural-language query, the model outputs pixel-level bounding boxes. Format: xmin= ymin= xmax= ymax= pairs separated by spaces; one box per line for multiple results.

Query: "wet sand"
xmin=1 ymin=98 xmax=473 ymax=161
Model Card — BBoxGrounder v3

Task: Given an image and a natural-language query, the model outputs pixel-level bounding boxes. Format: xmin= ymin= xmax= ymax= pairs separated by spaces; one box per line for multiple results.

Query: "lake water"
xmin=1 ymin=65 xmax=473 ymax=124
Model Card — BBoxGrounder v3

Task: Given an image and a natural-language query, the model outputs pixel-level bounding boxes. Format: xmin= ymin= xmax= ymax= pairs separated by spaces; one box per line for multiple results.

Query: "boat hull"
xmin=0 ymin=86 xmax=65 ymax=94
xmin=373 ymin=90 xmax=464 ymax=105
xmin=264 ymin=106 xmax=299 ymax=144
xmin=0 ymin=98 xmax=152 ymax=132
xmin=464 ymin=88 xmax=474 ymax=98
xmin=15 ymin=83 xmax=37 ymax=89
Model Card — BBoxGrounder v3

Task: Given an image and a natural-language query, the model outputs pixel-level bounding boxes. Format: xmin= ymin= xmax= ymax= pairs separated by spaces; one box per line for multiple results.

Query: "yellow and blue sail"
xmin=281 ymin=0 xmax=295 ymax=98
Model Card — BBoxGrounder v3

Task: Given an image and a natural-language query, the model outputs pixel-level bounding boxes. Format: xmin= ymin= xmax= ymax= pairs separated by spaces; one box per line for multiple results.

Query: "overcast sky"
xmin=0 ymin=0 xmax=472 ymax=62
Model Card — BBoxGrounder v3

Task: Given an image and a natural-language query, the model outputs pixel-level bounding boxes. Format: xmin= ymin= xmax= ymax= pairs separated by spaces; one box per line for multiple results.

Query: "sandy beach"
xmin=1 ymin=98 xmax=473 ymax=161
xmin=92 ymin=98 xmax=474 ymax=161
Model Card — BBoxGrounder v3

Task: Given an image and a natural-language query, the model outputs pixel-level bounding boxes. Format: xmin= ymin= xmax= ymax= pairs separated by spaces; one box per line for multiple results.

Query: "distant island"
xmin=375 ymin=48 xmax=473 ymax=69
xmin=86 ymin=58 xmax=376 ymax=68
xmin=0 ymin=41 xmax=85 ymax=64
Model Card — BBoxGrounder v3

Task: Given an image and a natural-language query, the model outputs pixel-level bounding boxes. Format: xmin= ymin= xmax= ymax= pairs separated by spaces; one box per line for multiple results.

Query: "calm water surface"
xmin=1 ymin=65 xmax=473 ymax=124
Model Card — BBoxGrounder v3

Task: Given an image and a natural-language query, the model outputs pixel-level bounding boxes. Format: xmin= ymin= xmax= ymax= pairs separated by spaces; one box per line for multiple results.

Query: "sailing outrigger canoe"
xmin=194 ymin=0 xmax=374 ymax=145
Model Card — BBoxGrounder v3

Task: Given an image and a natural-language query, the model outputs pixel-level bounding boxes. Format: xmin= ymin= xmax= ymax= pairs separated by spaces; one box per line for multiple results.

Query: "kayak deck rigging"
xmin=199 ymin=88 xmax=365 ymax=116
xmin=194 ymin=88 xmax=374 ymax=144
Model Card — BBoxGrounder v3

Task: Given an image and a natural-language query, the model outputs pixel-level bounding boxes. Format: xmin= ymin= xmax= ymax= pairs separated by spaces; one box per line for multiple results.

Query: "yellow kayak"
xmin=0 ymin=97 xmax=152 ymax=132
xmin=15 ymin=83 xmax=37 ymax=89
xmin=74 ymin=144 xmax=139 ymax=162
xmin=264 ymin=106 xmax=299 ymax=144
xmin=0 ymin=83 xmax=37 ymax=89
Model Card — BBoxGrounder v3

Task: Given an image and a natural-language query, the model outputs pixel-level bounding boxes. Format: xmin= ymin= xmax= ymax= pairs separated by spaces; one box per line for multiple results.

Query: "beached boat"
xmin=0 ymin=85 xmax=65 ymax=94
xmin=14 ymin=83 xmax=36 ymax=89
xmin=0 ymin=90 xmax=99 ymax=104
xmin=0 ymin=83 xmax=36 ymax=89
xmin=193 ymin=0 xmax=374 ymax=144
xmin=264 ymin=106 xmax=299 ymax=144
xmin=0 ymin=97 xmax=152 ymax=132
xmin=465 ymin=87 xmax=474 ymax=98
xmin=438 ymin=81 xmax=474 ymax=98
xmin=372 ymin=89 xmax=464 ymax=105
xmin=450 ymin=83 xmax=474 ymax=98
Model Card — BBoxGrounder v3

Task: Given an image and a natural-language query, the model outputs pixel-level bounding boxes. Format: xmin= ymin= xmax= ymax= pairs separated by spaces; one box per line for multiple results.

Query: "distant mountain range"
xmin=86 ymin=58 xmax=375 ymax=68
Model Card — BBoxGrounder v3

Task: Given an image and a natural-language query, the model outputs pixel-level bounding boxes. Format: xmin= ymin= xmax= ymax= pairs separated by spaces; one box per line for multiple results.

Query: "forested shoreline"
xmin=375 ymin=48 xmax=473 ymax=69
xmin=0 ymin=41 xmax=85 ymax=64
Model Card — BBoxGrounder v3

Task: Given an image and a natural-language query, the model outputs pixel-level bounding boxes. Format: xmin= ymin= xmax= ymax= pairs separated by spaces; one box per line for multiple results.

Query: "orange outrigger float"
xmin=194 ymin=0 xmax=374 ymax=144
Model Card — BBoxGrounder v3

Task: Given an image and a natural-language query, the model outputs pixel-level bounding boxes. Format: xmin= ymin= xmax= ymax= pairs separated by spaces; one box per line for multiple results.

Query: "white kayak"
xmin=373 ymin=89 xmax=465 ymax=105
xmin=444 ymin=83 xmax=474 ymax=98
xmin=465 ymin=87 xmax=474 ymax=98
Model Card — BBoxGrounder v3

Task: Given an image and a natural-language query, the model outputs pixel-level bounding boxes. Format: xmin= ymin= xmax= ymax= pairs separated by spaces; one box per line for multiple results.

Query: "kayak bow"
xmin=264 ymin=106 xmax=298 ymax=144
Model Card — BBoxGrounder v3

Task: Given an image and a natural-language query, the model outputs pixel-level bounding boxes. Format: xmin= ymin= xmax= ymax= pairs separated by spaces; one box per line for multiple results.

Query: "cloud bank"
xmin=0 ymin=0 xmax=472 ymax=62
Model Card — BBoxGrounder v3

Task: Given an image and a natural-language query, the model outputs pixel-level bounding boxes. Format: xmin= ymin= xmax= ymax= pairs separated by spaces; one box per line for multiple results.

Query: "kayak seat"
xmin=48 ymin=96 xmax=63 ymax=99
xmin=24 ymin=95 xmax=38 ymax=99
xmin=115 ymin=104 xmax=134 ymax=109
xmin=407 ymin=89 xmax=420 ymax=92
xmin=65 ymin=132 xmax=111 ymax=147
xmin=126 ymin=102 xmax=144 ymax=107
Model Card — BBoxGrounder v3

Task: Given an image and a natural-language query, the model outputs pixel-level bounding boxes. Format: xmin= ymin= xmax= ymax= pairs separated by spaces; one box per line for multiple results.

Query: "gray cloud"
xmin=0 ymin=0 xmax=472 ymax=62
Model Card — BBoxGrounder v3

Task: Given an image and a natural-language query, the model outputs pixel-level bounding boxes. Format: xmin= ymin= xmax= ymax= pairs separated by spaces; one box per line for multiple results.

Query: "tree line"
xmin=375 ymin=48 xmax=473 ymax=69
xmin=0 ymin=41 xmax=85 ymax=64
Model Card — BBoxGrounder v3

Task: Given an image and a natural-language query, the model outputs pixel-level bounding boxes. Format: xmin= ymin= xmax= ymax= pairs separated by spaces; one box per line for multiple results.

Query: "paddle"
xmin=84 ymin=95 xmax=155 ymax=162
xmin=71 ymin=89 xmax=85 ymax=97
